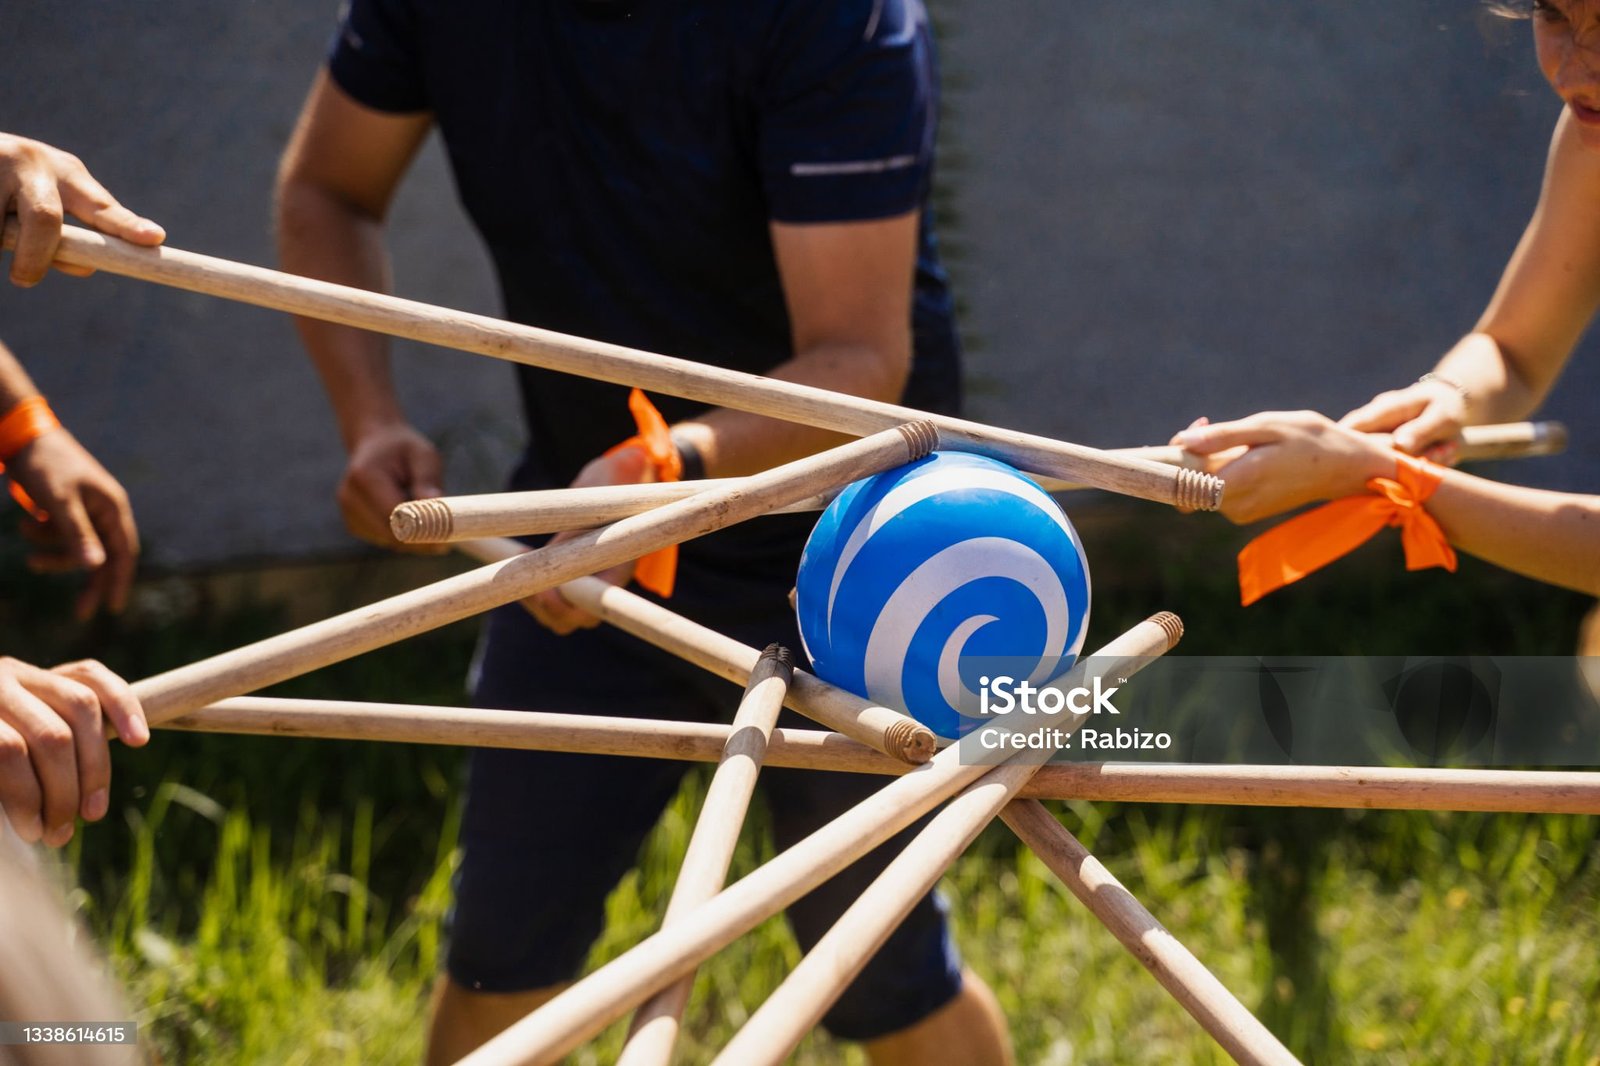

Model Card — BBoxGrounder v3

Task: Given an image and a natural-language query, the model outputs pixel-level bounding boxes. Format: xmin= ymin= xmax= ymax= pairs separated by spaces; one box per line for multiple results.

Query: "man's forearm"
xmin=275 ymin=178 xmax=407 ymax=450
xmin=675 ymin=338 xmax=910 ymax=478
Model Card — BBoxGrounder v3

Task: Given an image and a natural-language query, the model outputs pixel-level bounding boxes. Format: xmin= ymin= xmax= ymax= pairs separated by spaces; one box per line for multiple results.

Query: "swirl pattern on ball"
xmin=796 ymin=451 xmax=1091 ymax=739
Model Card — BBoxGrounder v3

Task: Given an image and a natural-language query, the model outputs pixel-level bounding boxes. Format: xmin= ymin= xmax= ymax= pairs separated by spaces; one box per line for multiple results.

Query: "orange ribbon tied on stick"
xmin=1237 ymin=454 xmax=1457 ymax=607
xmin=605 ymin=388 xmax=686 ymax=598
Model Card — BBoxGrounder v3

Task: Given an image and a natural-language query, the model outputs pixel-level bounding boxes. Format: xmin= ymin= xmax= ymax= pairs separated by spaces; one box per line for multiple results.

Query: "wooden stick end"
xmin=754 ymin=643 xmax=796 ymax=686
xmin=391 ymin=498 xmax=454 ymax=543
xmin=1537 ymin=420 xmax=1569 ymax=456
xmin=1146 ymin=611 xmax=1184 ymax=652
xmin=886 ymin=718 xmax=938 ymax=764
xmin=896 ymin=420 xmax=940 ymax=461
xmin=1175 ymin=467 xmax=1224 ymax=512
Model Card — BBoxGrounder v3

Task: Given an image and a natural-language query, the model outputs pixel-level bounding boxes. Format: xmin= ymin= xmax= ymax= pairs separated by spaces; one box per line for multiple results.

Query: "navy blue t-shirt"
xmin=329 ymin=0 xmax=962 ymax=581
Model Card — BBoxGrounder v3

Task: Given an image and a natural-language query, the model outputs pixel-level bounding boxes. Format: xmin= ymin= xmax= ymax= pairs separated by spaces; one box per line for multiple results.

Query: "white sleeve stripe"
xmin=789 ymin=154 xmax=918 ymax=177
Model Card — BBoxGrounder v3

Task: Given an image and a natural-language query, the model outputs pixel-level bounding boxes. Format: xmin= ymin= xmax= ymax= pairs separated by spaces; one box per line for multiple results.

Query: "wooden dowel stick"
xmin=720 ymin=788 xmax=1301 ymax=1066
xmin=454 ymin=615 xmax=1182 ymax=1066
xmin=716 ymin=760 xmax=1298 ymax=1066
xmin=1000 ymin=800 xmax=1300 ymax=1066
xmin=1454 ymin=419 xmax=1568 ymax=460
xmin=1020 ymin=763 xmax=1600 ymax=813
xmin=617 ymin=646 xmax=794 ymax=1066
xmin=453 ymin=537 xmax=543 ymax=564
xmin=710 ymin=613 xmax=1197 ymax=1066
xmin=712 ymin=753 xmax=1048 ymax=1065
xmin=9 ymin=222 xmax=1219 ymax=512
xmin=397 ymin=420 xmax=1566 ymax=542
xmin=451 ymin=540 xmax=934 ymax=763
xmin=130 ymin=423 xmax=935 ymax=725
xmin=1020 ymin=763 xmax=1600 ymax=812
xmin=392 ymin=481 xmax=791 ymax=542
xmin=559 ymin=576 xmax=935 ymax=763
xmin=164 ymin=697 xmax=795 ymax=761
xmin=1129 ymin=421 xmax=1569 ymax=471
xmin=160 ymin=698 xmax=1600 ymax=815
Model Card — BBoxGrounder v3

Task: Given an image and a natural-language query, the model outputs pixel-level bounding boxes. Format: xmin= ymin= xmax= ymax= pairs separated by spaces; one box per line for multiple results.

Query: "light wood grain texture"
xmin=1016 ymin=763 xmax=1600 ymax=813
xmin=559 ymin=575 xmax=935 ymax=764
xmin=617 ymin=646 xmax=794 ymax=1066
xmin=391 ymin=481 xmax=795 ymax=542
xmin=160 ymin=698 xmax=1600 ymax=814
xmin=720 ymin=786 xmax=1300 ymax=1065
xmin=710 ymin=613 xmax=1196 ymax=1066
xmin=1000 ymin=800 xmax=1300 ymax=1066
xmin=717 ymin=767 xmax=1301 ymax=1066
xmin=712 ymin=753 xmax=1045 ymax=1066
xmin=453 ymin=540 xmax=935 ymax=763
xmin=395 ymin=420 xmax=1564 ymax=542
xmin=1454 ymin=419 xmax=1567 ymax=461
xmin=454 ymin=614 xmax=1182 ymax=1066
xmin=130 ymin=423 xmax=934 ymax=725
xmin=12 ymin=222 xmax=1221 ymax=511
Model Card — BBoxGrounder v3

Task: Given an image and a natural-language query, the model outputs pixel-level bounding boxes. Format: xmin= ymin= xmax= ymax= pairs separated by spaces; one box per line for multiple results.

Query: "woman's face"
xmin=1535 ymin=0 xmax=1600 ymax=147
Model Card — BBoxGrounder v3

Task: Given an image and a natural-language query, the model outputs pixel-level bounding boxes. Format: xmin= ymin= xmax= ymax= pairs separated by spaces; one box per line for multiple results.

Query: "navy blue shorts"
xmin=446 ymin=572 xmax=965 ymax=1042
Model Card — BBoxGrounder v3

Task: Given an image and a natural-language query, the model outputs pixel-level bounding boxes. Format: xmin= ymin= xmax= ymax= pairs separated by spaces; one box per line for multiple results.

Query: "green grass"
xmin=8 ymin=513 xmax=1600 ymax=1064
xmin=73 ymin=779 xmax=1600 ymax=1065
xmin=99 ymin=784 xmax=456 ymax=1065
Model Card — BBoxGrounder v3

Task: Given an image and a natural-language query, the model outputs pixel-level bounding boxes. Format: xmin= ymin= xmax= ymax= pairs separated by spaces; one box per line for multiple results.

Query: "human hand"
xmin=338 ymin=422 xmax=446 ymax=552
xmin=1339 ymin=378 xmax=1467 ymax=463
xmin=0 ymin=657 xmax=148 ymax=847
xmin=1166 ymin=416 xmax=1247 ymax=514
xmin=1174 ymin=411 xmax=1397 ymax=525
xmin=1 ymin=133 xmax=165 ymax=287
xmin=5 ymin=427 xmax=140 ymax=620
xmin=521 ymin=446 xmax=653 ymax=635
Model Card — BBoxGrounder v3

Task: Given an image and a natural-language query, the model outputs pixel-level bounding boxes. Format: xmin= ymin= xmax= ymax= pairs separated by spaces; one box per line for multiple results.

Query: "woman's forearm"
xmin=1428 ymin=469 xmax=1600 ymax=596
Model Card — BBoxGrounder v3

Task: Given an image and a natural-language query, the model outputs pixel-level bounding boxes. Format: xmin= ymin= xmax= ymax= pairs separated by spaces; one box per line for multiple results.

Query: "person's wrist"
xmin=0 ymin=395 xmax=61 ymax=464
xmin=343 ymin=411 xmax=411 ymax=452
xmin=669 ymin=423 xmax=713 ymax=480
xmin=1351 ymin=439 xmax=1401 ymax=491
xmin=5 ymin=423 xmax=70 ymax=468
xmin=1418 ymin=372 xmax=1471 ymax=418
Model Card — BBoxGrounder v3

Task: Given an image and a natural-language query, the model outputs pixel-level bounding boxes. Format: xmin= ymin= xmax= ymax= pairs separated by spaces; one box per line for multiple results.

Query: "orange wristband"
xmin=0 ymin=395 xmax=58 ymax=519
xmin=0 ymin=395 xmax=59 ymax=461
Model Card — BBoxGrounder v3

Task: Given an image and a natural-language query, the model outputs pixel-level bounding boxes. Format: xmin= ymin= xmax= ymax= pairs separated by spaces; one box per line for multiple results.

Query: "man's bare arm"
xmin=670 ymin=212 xmax=918 ymax=476
xmin=275 ymin=72 xmax=441 ymax=549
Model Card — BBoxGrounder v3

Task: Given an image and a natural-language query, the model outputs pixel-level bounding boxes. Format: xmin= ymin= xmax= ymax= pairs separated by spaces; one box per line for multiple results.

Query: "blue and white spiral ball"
xmin=796 ymin=451 xmax=1091 ymax=739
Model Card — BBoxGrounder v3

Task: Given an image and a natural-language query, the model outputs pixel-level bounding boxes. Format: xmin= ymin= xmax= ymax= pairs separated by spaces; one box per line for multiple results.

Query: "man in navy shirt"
xmin=277 ymin=2 xmax=1010 ymax=1062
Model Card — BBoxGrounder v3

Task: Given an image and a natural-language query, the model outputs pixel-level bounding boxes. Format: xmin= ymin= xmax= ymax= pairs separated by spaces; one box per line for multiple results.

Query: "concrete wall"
xmin=1 ymin=2 xmax=518 ymax=569
xmin=0 ymin=1 xmax=1593 ymax=571
xmin=938 ymin=1 xmax=1599 ymax=494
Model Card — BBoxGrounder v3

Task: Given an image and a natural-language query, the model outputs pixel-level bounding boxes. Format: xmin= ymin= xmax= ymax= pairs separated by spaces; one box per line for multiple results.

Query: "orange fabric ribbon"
xmin=604 ymin=388 xmax=684 ymax=598
xmin=1238 ymin=454 xmax=1457 ymax=607
xmin=0 ymin=395 xmax=60 ymax=520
